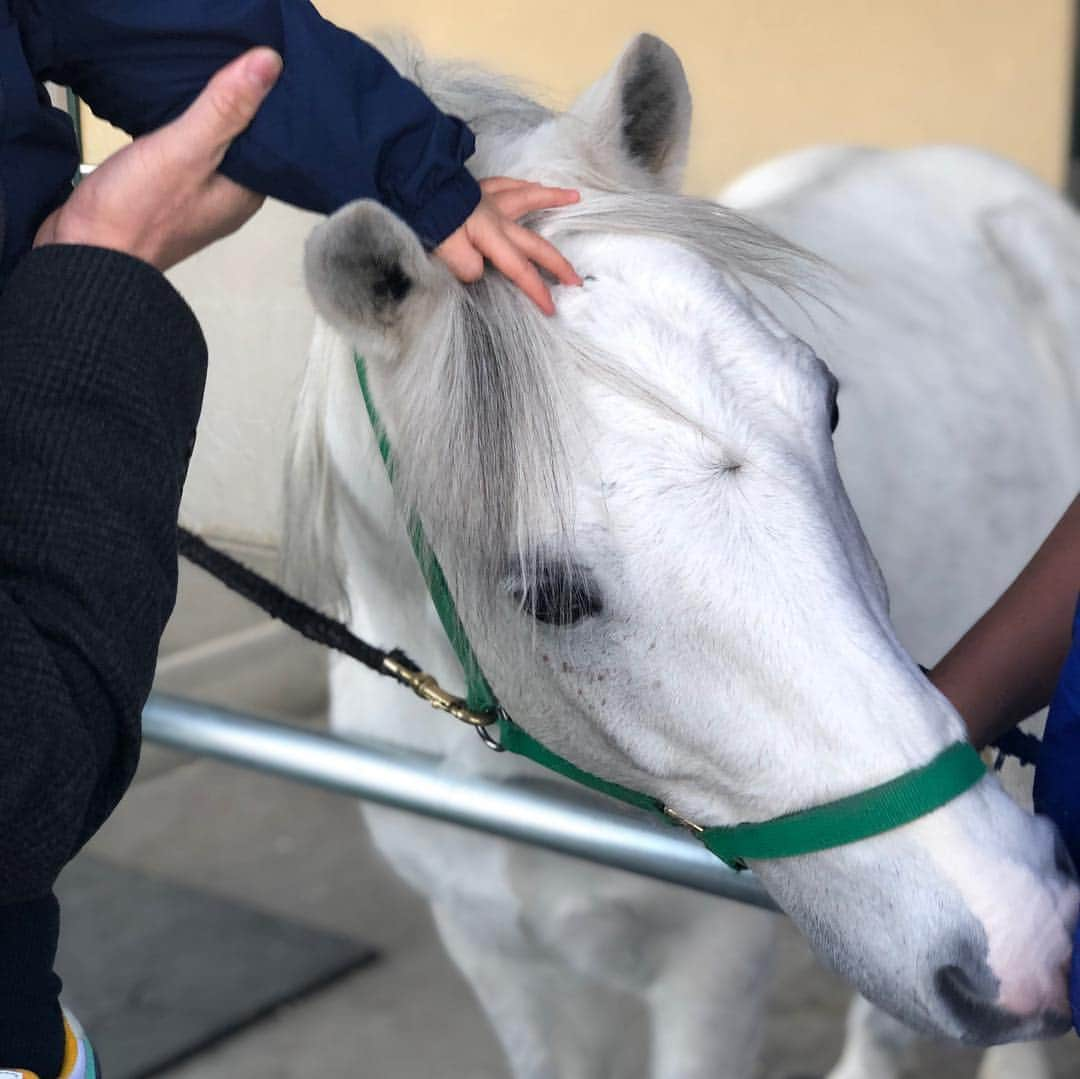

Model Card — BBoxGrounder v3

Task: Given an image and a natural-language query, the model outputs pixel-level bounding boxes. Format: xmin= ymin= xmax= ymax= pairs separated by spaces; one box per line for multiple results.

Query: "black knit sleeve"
xmin=0 ymin=245 xmax=207 ymax=901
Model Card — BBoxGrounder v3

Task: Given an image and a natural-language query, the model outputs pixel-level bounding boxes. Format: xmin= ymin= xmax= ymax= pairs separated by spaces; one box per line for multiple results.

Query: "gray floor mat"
xmin=56 ymin=854 xmax=377 ymax=1078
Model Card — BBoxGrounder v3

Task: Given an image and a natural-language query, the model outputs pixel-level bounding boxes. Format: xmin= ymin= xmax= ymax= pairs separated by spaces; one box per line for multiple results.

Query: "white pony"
xmin=286 ymin=34 xmax=1080 ymax=1079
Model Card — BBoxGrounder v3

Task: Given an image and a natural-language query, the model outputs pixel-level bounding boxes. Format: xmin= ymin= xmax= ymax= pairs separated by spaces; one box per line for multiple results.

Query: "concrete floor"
xmin=71 ymin=557 xmax=1080 ymax=1078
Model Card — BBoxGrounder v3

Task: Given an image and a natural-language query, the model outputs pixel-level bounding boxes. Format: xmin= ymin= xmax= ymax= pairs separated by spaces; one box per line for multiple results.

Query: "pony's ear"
xmin=304 ymin=199 xmax=447 ymax=346
xmin=564 ymin=34 xmax=691 ymax=192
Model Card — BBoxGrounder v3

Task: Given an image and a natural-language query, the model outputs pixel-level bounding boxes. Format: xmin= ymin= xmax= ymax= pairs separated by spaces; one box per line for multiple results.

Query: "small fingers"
xmin=479 ymin=176 xmax=538 ymax=196
xmin=506 ymin=222 xmax=581 ymax=286
xmin=483 ymin=231 xmax=555 ymax=315
xmin=491 ymin=183 xmax=580 ymax=221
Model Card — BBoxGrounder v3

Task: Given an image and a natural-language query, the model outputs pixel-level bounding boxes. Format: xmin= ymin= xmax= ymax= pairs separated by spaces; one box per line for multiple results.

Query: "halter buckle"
xmin=661 ymin=804 xmax=705 ymax=835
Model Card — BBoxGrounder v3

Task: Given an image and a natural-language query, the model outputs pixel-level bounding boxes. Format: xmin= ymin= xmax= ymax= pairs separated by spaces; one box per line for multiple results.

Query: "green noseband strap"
xmin=699 ymin=741 xmax=986 ymax=870
xmin=353 ymin=353 xmax=986 ymax=871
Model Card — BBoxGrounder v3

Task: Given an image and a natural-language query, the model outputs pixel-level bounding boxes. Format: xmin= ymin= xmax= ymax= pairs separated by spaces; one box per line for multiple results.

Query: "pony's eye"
xmin=511 ymin=566 xmax=603 ymax=626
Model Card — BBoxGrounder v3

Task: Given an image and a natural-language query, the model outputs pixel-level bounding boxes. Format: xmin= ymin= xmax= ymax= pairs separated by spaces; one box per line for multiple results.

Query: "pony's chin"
xmin=906 ymin=1006 xmax=1071 ymax=1048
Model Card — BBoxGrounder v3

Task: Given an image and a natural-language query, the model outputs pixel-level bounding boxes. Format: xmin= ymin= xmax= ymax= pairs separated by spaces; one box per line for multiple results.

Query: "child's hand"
xmin=435 ymin=177 xmax=582 ymax=315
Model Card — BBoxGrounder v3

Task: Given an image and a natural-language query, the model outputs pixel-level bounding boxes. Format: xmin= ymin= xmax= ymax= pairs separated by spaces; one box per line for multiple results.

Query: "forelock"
xmin=535 ymin=189 xmax=822 ymax=296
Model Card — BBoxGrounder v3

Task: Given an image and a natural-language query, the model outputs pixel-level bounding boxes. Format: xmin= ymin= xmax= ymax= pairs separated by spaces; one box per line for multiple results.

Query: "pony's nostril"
xmin=936 ymin=960 xmax=994 ymax=1011
xmin=934 ymin=959 xmax=1023 ymax=1044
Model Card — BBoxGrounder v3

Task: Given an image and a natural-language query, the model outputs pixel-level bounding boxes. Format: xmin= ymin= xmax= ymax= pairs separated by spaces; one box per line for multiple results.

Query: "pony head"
xmin=300 ymin=34 xmax=1077 ymax=1044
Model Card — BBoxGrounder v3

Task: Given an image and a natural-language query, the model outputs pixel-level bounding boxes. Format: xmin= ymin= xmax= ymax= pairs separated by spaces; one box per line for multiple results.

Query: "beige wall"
xmin=84 ymin=2 xmax=1075 ymax=189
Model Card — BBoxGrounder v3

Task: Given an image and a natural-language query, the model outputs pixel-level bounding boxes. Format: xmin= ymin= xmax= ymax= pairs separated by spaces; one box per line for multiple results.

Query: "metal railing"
xmin=143 ymin=693 xmax=777 ymax=912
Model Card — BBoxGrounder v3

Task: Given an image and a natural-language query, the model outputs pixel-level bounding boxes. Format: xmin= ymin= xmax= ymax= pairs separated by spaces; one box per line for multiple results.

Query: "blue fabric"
xmin=1033 ymin=597 xmax=1080 ymax=1035
xmin=0 ymin=0 xmax=481 ymax=277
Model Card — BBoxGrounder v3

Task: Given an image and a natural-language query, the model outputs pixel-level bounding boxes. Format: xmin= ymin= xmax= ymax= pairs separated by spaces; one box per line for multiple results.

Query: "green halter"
xmin=354 ymin=353 xmax=986 ymax=871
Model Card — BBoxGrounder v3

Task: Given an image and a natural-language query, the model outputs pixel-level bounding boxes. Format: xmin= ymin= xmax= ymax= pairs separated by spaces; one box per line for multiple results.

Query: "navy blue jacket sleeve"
xmin=16 ymin=1 xmax=482 ymax=248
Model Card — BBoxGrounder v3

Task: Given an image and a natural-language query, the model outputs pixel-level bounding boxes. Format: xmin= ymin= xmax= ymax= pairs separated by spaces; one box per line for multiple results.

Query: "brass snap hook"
xmin=382 ymin=655 xmax=502 ymax=743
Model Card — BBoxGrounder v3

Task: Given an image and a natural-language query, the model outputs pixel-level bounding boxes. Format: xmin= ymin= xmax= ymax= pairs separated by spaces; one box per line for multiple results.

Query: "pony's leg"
xmin=974 ymin=1042 xmax=1051 ymax=1079
xmin=647 ymin=903 xmax=776 ymax=1079
xmin=430 ymin=899 xmax=644 ymax=1079
xmin=824 ymin=996 xmax=914 ymax=1079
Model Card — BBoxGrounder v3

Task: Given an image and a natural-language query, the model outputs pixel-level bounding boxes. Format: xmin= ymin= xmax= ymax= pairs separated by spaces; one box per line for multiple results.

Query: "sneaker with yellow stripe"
xmin=0 ymin=1009 xmax=98 ymax=1079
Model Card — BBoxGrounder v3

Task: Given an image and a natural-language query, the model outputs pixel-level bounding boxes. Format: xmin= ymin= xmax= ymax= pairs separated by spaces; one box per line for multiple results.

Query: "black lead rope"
xmin=176 ymin=526 xmax=424 ymax=684
xmin=990 ymin=728 xmax=1042 ymax=769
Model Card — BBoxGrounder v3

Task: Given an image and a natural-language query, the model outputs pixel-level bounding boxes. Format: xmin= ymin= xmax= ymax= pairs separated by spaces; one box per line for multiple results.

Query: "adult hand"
xmin=34 ymin=48 xmax=283 ymax=271
xmin=434 ymin=176 xmax=582 ymax=315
